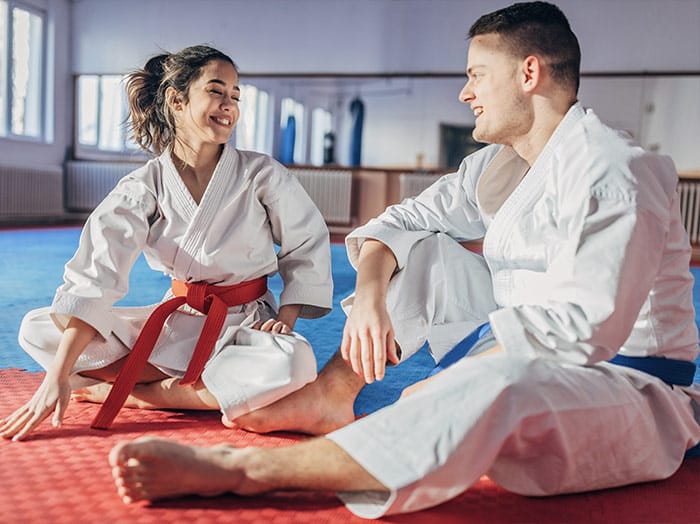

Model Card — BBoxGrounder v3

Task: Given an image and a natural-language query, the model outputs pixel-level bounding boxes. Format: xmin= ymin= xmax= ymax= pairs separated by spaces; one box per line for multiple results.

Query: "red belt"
xmin=91 ymin=276 xmax=268 ymax=429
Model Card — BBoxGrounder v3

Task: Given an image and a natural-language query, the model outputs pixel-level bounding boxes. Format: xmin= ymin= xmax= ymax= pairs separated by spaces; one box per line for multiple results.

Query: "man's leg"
xmin=110 ymin=435 xmax=386 ymax=504
xmin=226 ymin=351 xmax=364 ymax=434
xmin=232 ymin=233 xmax=495 ymax=435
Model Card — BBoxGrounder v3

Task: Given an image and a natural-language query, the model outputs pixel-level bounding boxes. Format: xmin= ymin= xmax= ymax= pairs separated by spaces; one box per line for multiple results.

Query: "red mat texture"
xmin=0 ymin=369 xmax=698 ymax=524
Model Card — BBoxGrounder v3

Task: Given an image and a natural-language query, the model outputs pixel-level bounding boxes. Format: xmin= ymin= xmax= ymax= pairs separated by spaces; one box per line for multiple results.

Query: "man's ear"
xmin=521 ymin=55 xmax=541 ymax=92
xmin=165 ymin=86 xmax=183 ymax=111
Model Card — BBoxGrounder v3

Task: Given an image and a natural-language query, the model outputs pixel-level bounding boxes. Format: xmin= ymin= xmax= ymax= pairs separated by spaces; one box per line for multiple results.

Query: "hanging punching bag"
xmin=349 ymin=97 xmax=364 ymax=167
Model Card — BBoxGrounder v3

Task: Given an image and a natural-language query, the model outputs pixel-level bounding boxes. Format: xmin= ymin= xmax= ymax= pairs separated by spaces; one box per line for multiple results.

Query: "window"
xmin=235 ymin=84 xmax=272 ymax=154
xmin=0 ymin=1 xmax=46 ymax=140
xmin=309 ymin=107 xmax=332 ymax=166
xmin=279 ymin=97 xmax=306 ymax=164
xmin=76 ymin=77 xmax=274 ymax=159
xmin=76 ymin=74 xmax=141 ymax=158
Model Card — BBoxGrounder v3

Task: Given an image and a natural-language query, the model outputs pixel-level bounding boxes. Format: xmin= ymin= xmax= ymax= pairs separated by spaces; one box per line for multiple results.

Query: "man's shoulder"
xmin=557 ymin=109 xmax=678 ymax=198
xmin=458 ymin=144 xmax=504 ymax=175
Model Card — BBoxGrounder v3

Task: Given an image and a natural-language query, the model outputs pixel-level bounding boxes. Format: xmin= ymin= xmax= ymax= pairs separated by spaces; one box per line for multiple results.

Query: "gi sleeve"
xmin=261 ymin=166 xmax=333 ymax=319
xmin=346 ymin=147 xmax=499 ymax=269
xmin=50 ymin=176 xmax=156 ymax=340
xmin=489 ymin=151 xmax=676 ymax=365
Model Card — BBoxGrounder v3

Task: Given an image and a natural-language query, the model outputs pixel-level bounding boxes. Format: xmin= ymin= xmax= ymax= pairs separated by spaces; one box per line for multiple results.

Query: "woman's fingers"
xmin=255 ymin=319 xmax=291 ymax=334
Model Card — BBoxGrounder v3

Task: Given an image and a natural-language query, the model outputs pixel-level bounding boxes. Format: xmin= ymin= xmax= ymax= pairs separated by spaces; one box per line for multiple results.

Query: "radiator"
xmin=65 ymin=161 xmax=142 ymax=211
xmin=290 ymin=168 xmax=353 ymax=224
xmin=399 ymin=173 xmax=441 ymax=201
xmin=679 ymin=181 xmax=700 ymax=244
xmin=0 ymin=163 xmax=64 ymax=217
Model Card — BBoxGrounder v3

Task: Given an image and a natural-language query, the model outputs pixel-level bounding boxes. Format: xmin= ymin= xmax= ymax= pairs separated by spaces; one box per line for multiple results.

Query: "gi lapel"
xmin=169 ymin=145 xmax=238 ymax=279
xmin=482 ymin=103 xmax=587 ymax=261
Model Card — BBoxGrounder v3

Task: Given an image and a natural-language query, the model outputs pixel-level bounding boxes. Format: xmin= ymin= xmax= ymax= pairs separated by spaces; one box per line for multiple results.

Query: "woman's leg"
xmin=75 ymin=358 xmax=220 ymax=411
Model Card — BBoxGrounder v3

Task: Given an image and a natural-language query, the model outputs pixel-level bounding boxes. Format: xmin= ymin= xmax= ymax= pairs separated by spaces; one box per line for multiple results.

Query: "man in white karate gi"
xmin=109 ymin=1 xmax=700 ymax=519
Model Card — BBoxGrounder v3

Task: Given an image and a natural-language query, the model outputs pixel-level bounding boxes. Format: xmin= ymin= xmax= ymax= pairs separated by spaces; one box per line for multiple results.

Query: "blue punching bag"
xmin=349 ymin=97 xmax=364 ymax=167
xmin=279 ymin=114 xmax=296 ymax=164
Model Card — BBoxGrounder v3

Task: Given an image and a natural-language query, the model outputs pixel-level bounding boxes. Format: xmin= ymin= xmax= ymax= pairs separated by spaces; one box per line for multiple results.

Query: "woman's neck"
xmin=170 ymin=141 xmax=224 ymax=204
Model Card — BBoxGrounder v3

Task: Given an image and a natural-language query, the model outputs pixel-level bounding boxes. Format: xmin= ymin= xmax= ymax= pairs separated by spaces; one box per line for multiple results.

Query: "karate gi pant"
xmin=17 ymin=297 xmax=317 ymax=422
xmin=329 ymin=233 xmax=700 ymax=518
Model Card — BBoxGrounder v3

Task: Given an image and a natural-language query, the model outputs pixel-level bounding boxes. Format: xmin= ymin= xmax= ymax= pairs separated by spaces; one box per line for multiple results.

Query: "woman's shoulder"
xmin=231 ymin=147 xmax=284 ymax=171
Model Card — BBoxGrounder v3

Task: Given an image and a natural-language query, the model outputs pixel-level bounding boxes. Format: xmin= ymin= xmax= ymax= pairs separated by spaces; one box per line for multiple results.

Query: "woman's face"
xmin=173 ymin=59 xmax=241 ymax=147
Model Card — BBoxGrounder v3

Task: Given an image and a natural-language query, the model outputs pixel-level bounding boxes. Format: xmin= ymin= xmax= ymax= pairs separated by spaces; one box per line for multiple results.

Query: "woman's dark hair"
xmin=126 ymin=45 xmax=237 ymax=154
xmin=469 ymin=1 xmax=581 ymax=93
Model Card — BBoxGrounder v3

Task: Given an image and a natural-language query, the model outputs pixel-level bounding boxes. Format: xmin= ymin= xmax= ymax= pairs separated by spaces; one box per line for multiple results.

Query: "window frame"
xmin=0 ymin=0 xmax=48 ymax=142
xmin=72 ymin=73 xmax=148 ymax=162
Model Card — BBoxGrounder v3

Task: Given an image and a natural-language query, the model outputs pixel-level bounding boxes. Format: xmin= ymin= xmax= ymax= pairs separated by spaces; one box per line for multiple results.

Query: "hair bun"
xmin=143 ymin=53 xmax=169 ymax=84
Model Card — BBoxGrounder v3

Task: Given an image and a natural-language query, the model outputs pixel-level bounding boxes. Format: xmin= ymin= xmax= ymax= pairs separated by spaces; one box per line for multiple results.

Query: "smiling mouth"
xmin=211 ymin=116 xmax=232 ymax=127
xmin=473 ymin=107 xmax=483 ymax=117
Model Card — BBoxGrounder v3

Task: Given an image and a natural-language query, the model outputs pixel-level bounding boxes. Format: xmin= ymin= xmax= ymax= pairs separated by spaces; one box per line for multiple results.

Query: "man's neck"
xmin=512 ymin=99 xmax=575 ymax=167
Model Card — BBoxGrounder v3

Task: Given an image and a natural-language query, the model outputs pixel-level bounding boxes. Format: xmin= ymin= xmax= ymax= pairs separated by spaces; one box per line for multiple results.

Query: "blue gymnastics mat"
xmin=0 ymin=226 xmax=433 ymax=415
xmin=1 ymin=226 xmax=699 ymax=414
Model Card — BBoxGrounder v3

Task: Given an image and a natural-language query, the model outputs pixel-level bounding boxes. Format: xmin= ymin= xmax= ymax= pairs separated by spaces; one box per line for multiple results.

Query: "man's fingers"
xmin=359 ymin=331 xmax=375 ymax=383
xmin=372 ymin=331 xmax=386 ymax=381
xmin=349 ymin=334 xmax=362 ymax=377
xmin=386 ymin=333 xmax=401 ymax=365
xmin=340 ymin=330 xmax=351 ymax=362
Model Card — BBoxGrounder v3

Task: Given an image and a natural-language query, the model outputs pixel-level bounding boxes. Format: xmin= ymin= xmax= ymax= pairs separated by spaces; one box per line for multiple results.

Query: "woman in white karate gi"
xmin=0 ymin=45 xmax=332 ymax=441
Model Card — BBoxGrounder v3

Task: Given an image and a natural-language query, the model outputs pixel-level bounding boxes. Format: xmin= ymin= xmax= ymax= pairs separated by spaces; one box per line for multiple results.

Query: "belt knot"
xmin=91 ymin=276 xmax=267 ymax=430
xmin=185 ymin=282 xmax=210 ymax=313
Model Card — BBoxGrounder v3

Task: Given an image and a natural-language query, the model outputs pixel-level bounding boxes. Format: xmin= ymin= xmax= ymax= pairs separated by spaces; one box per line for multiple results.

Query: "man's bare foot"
xmin=227 ymin=353 xmax=364 ymax=435
xmin=110 ymin=437 xmax=259 ymax=503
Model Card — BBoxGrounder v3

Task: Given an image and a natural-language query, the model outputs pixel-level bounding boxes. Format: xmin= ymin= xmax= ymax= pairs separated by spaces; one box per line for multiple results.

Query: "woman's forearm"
xmin=50 ymin=316 xmax=97 ymax=379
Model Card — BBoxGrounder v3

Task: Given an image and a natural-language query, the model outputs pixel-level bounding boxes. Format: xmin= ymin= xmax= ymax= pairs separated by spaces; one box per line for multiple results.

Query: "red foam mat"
xmin=1 ymin=369 xmax=698 ymax=524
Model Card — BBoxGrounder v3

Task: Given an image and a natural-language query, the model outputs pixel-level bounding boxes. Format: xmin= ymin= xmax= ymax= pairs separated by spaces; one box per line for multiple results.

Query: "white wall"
xmin=2 ymin=0 xmax=698 ymax=172
xmin=70 ymin=0 xmax=700 ymax=74
xmin=68 ymin=0 xmax=700 ymax=170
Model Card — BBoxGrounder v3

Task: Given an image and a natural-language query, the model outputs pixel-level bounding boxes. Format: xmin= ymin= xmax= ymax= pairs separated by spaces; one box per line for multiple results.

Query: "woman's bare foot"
xmin=227 ymin=353 xmax=364 ymax=435
xmin=72 ymin=384 xmax=147 ymax=409
xmin=109 ymin=437 xmax=257 ymax=503
xmin=72 ymin=383 xmax=114 ymax=404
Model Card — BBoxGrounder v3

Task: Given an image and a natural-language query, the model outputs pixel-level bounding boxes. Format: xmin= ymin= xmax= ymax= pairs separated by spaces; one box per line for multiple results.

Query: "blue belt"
xmin=429 ymin=322 xmax=492 ymax=377
xmin=433 ymin=322 xmax=698 ymax=387
xmin=608 ymin=354 xmax=697 ymax=387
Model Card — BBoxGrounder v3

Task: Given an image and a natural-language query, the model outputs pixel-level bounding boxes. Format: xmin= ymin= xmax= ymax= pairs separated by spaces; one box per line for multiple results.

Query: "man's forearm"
xmin=354 ymin=240 xmax=398 ymax=304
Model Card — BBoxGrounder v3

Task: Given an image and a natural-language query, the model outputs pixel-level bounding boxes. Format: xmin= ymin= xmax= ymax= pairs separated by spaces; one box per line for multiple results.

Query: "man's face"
xmin=459 ymin=33 xmax=530 ymax=146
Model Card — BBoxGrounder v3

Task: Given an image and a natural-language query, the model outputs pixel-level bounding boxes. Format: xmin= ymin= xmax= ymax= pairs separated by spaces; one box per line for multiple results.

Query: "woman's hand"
xmin=0 ymin=372 xmax=72 ymax=441
xmin=254 ymin=318 xmax=292 ymax=334
xmin=0 ymin=315 xmax=97 ymax=441
xmin=252 ymin=304 xmax=301 ymax=334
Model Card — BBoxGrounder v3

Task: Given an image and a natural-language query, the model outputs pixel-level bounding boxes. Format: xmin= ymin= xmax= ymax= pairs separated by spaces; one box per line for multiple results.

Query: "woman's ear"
xmin=521 ymin=55 xmax=541 ymax=93
xmin=165 ymin=86 xmax=183 ymax=111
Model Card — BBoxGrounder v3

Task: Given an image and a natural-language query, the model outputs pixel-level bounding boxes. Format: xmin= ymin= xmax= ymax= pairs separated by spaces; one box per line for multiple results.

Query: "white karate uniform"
xmin=18 ymin=145 xmax=333 ymax=421
xmin=328 ymin=103 xmax=700 ymax=518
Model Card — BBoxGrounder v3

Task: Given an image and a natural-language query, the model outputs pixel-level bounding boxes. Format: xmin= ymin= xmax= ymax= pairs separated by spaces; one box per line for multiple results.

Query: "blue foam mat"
xmin=1 ymin=227 xmax=699 ymax=417
xmin=0 ymin=227 xmax=433 ymax=415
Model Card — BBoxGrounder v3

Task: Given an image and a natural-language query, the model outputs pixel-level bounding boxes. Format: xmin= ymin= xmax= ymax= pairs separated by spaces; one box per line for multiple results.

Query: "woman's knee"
xmin=18 ymin=308 xmax=58 ymax=352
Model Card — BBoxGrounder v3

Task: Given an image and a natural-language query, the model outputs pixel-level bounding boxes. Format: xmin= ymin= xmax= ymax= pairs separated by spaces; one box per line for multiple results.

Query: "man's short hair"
xmin=469 ymin=1 xmax=581 ymax=93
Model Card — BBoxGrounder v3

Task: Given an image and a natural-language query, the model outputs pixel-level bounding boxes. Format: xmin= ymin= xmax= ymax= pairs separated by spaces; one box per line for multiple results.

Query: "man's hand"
xmin=340 ymin=296 xmax=400 ymax=383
